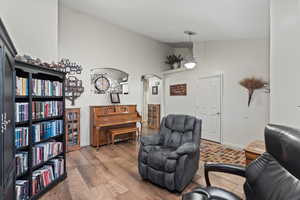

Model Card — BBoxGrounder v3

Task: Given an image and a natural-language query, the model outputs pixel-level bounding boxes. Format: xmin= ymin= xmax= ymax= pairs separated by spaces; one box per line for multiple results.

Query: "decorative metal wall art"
xmin=65 ymin=76 xmax=84 ymax=106
xmin=90 ymin=68 xmax=129 ymax=94
xmin=15 ymin=55 xmax=85 ymax=106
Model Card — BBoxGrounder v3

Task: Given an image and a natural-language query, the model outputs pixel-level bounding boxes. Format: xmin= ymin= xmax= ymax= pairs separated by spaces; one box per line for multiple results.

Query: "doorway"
xmin=141 ymin=74 xmax=162 ymax=129
xmin=196 ymin=74 xmax=223 ymax=143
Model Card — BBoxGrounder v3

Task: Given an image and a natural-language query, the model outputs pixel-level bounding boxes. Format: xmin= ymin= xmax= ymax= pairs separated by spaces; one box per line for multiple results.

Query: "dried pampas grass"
xmin=239 ymin=77 xmax=267 ymax=106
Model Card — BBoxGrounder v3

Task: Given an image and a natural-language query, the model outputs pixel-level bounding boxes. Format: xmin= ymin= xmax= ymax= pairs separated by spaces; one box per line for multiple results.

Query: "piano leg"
xmin=96 ymin=127 xmax=100 ymax=151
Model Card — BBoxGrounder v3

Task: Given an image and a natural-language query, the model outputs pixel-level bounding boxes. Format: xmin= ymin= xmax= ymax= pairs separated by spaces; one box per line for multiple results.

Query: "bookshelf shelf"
xmin=16 ymin=145 xmax=29 ymax=151
xmin=15 ymin=121 xmax=29 ymax=126
xmin=32 ymin=115 xmax=64 ymax=124
xmin=14 ymin=60 xmax=67 ymax=200
xmin=32 ymin=96 xmax=63 ymax=101
xmin=34 ymin=134 xmax=63 ymax=145
xmin=32 ymin=152 xmax=64 ymax=171
xmin=16 ymin=170 xmax=29 ymax=180
xmin=15 ymin=95 xmax=29 ymax=99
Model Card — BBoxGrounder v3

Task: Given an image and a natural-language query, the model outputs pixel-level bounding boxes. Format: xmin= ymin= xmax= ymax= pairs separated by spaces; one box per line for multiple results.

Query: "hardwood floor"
xmin=42 ymin=139 xmax=245 ymax=200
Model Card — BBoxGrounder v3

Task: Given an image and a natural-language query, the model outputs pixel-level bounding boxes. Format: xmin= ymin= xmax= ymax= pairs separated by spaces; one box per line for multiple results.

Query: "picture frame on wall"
xmin=110 ymin=93 xmax=120 ymax=104
xmin=152 ymin=86 xmax=158 ymax=95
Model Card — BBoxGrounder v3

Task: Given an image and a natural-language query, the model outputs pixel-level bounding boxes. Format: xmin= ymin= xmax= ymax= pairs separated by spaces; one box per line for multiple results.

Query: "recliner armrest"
xmin=176 ymin=142 xmax=198 ymax=155
xmin=140 ymin=134 xmax=161 ymax=146
xmin=204 ymin=163 xmax=246 ymax=186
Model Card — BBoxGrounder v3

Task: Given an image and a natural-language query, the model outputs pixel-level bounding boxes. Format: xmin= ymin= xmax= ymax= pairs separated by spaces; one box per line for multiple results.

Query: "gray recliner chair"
xmin=138 ymin=114 xmax=202 ymax=192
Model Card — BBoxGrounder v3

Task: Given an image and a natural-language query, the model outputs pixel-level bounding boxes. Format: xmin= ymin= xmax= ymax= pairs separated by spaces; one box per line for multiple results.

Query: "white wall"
xmin=164 ymin=39 xmax=269 ymax=148
xmin=59 ymin=6 xmax=171 ymax=146
xmin=0 ymin=0 xmax=58 ymax=62
xmin=270 ymin=0 xmax=300 ymax=128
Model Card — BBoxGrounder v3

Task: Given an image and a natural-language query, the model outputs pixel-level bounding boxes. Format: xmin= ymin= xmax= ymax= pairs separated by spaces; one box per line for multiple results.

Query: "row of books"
xmin=32 ymin=142 xmax=63 ymax=166
xmin=16 ymin=180 xmax=29 ymax=200
xmin=32 ymin=101 xmax=63 ymax=120
xmin=15 ymin=127 xmax=29 ymax=149
xmin=16 ymin=77 xmax=29 ymax=96
xmin=66 ymin=112 xmax=79 ymax=121
xmin=16 ymin=152 xmax=28 ymax=176
xmin=16 ymin=103 xmax=29 ymax=122
xmin=32 ymin=120 xmax=64 ymax=143
xmin=32 ymin=79 xmax=63 ymax=97
xmin=16 ymin=77 xmax=63 ymax=97
xmin=32 ymin=158 xmax=64 ymax=195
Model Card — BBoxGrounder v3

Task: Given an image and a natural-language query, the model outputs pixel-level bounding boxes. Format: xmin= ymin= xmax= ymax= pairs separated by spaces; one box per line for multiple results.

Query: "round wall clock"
xmin=94 ymin=75 xmax=110 ymax=93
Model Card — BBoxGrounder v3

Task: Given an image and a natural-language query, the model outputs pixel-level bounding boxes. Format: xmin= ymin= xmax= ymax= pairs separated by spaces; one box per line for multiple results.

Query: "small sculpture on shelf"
xmin=56 ymin=58 xmax=83 ymax=75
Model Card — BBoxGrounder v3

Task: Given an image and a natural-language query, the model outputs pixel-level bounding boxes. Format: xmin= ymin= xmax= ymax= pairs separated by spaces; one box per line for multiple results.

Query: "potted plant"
xmin=165 ymin=54 xmax=183 ymax=69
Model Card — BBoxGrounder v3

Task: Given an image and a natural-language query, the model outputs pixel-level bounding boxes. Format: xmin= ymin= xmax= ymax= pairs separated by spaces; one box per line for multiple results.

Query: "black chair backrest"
xmin=244 ymin=124 xmax=300 ymax=200
xmin=265 ymin=124 xmax=300 ymax=180
xmin=159 ymin=115 xmax=202 ymax=148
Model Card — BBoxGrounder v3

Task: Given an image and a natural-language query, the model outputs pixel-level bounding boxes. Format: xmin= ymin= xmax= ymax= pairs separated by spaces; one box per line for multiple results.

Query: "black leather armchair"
xmin=183 ymin=124 xmax=300 ymax=200
xmin=138 ymin=115 xmax=202 ymax=192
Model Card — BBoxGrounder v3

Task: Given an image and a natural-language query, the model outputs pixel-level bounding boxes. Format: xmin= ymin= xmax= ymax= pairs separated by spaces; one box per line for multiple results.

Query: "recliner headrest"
xmin=265 ymin=124 xmax=300 ymax=180
xmin=165 ymin=114 xmax=196 ymax=132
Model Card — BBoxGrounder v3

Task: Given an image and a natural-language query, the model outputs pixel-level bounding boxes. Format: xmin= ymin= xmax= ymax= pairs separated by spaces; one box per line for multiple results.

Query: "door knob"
xmin=216 ymin=112 xmax=221 ymax=115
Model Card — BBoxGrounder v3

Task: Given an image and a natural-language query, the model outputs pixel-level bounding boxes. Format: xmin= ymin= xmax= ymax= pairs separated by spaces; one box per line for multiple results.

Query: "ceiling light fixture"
xmin=183 ymin=31 xmax=197 ymax=69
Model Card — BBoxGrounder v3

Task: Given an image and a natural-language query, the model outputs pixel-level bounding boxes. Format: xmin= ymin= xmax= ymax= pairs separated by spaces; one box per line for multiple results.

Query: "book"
xmin=32 ymin=101 xmax=63 ymax=120
xmin=15 ymin=127 xmax=29 ymax=148
xmin=16 ymin=180 xmax=29 ymax=200
xmin=16 ymin=152 xmax=28 ymax=176
xmin=15 ymin=103 xmax=29 ymax=122
xmin=32 ymin=142 xmax=63 ymax=166
xmin=32 ymin=79 xmax=62 ymax=97
xmin=32 ymin=157 xmax=64 ymax=195
xmin=16 ymin=77 xmax=29 ymax=96
xmin=32 ymin=120 xmax=64 ymax=143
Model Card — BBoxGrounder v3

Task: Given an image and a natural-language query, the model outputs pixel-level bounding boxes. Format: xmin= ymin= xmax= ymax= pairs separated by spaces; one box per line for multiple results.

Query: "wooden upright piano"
xmin=90 ymin=105 xmax=141 ymax=148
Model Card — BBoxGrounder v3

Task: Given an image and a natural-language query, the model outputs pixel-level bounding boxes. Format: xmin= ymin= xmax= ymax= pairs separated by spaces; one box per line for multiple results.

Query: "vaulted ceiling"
xmin=63 ymin=0 xmax=270 ymax=43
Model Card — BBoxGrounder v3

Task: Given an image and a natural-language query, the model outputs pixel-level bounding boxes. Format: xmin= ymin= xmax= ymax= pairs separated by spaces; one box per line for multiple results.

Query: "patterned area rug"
xmin=200 ymin=139 xmax=246 ymax=166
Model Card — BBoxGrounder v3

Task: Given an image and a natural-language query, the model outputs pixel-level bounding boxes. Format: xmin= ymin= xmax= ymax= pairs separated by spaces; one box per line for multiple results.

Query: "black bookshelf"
xmin=14 ymin=60 xmax=67 ymax=200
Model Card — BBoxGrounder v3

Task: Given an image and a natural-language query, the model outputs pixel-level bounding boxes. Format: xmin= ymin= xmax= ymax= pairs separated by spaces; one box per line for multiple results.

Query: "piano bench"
xmin=109 ymin=127 xmax=139 ymax=145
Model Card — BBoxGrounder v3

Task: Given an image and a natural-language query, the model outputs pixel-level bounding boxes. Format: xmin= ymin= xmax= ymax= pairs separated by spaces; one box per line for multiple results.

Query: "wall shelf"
xmin=162 ymin=67 xmax=195 ymax=75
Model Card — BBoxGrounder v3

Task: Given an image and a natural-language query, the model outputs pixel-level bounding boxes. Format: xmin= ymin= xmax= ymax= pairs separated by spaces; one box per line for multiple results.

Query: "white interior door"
xmin=196 ymin=75 xmax=222 ymax=143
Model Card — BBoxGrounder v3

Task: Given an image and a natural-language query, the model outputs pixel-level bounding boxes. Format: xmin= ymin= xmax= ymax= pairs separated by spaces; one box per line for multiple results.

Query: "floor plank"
xmin=41 ymin=130 xmax=245 ymax=200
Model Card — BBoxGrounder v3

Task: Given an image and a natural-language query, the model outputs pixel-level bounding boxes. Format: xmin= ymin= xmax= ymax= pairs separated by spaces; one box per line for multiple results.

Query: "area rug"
xmin=200 ymin=140 xmax=246 ymax=166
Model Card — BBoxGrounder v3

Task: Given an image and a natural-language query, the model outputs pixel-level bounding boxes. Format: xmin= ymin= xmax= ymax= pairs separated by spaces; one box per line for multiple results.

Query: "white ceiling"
xmin=63 ymin=0 xmax=270 ymax=43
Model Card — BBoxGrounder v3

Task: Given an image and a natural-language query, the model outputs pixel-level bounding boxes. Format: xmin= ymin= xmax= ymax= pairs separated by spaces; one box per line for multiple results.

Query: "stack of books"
xmin=32 ymin=142 xmax=63 ymax=166
xmin=16 ymin=152 xmax=28 ymax=176
xmin=15 ymin=127 xmax=29 ymax=148
xmin=15 ymin=103 xmax=29 ymax=122
xmin=32 ymin=79 xmax=63 ymax=97
xmin=16 ymin=77 xmax=29 ymax=96
xmin=32 ymin=120 xmax=64 ymax=143
xmin=32 ymin=101 xmax=63 ymax=120
xmin=48 ymin=157 xmax=64 ymax=179
xmin=15 ymin=180 xmax=29 ymax=200
xmin=32 ymin=158 xmax=64 ymax=195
